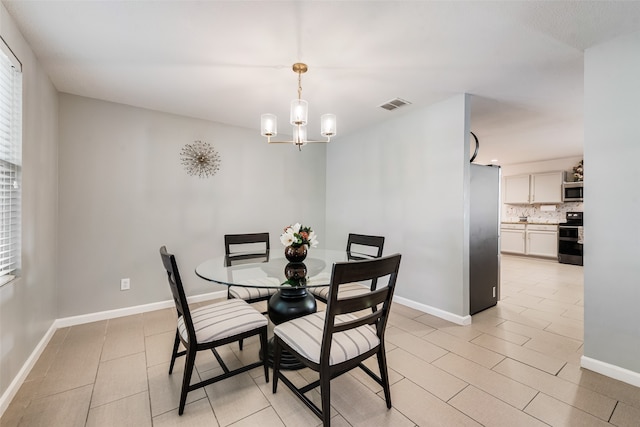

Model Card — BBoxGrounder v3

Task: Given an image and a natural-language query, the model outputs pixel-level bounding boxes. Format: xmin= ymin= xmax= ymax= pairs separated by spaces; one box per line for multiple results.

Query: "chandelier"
xmin=261 ymin=63 xmax=336 ymax=151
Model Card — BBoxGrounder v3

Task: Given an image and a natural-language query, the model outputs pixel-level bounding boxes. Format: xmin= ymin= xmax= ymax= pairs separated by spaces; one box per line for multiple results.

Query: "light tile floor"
xmin=3 ymin=255 xmax=640 ymax=426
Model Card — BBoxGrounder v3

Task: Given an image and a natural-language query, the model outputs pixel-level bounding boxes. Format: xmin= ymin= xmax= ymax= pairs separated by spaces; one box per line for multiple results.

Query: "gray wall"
xmin=325 ymin=94 xmax=471 ymax=318
xmin=57 ymin=94 xmax=327 ymax=317
xmin=583 ymin=31 xmax=640 ymax=374
xmin=0 ymin=4 xmax=59 ymax=400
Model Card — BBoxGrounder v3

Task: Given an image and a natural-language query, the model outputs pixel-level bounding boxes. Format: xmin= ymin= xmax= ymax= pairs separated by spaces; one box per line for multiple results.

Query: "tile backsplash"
xmin=503 ymin=202 xmax=583 ymax=223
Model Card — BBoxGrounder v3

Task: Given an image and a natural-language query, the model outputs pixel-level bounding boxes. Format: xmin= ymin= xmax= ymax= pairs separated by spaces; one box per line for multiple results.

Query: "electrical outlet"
xmin=120 ymin=278 xmax=130 ymax=291
xmin=493 ymin=286 xmax=496 ymax=298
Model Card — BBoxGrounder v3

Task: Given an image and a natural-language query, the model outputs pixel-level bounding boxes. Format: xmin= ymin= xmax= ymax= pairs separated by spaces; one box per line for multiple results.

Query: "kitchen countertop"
xmin=502 ymin=221 xmax=560 ymax=226
xmin=502 ymin=216 xmax=562 ymax=225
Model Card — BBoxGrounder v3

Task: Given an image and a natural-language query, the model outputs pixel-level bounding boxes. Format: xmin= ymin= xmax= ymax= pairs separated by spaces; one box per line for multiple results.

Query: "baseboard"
xmin=0 ymin=322 xmax=57 ymax=416
xmin=0 ymin=290 xmax=227 ymax=418
xmin=581 ymin=356 xmax=640 ymax=388
xmin=393 ymin=295 xmax=472 ymax=325
xmin=55 ymin=290 xmax=227 ymax=328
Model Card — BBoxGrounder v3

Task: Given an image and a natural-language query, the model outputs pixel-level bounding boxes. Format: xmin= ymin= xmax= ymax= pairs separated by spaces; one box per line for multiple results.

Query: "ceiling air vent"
xmin=379 ymin=97 xmax=412 ymax=111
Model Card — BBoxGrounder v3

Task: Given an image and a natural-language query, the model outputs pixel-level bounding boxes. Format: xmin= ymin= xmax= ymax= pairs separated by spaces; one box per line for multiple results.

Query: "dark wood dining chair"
xmin=224 ymin=233 xmax=277 ymax=305
xmin=224 ymin=233 xmax=275 ymax=350
xmin=272 ymin=254 xmax=402 ymax=427
xmin=309 ymin=233 xmax=385 ymax=303
xmin=159 ymin=246 xmax=269 ymax=415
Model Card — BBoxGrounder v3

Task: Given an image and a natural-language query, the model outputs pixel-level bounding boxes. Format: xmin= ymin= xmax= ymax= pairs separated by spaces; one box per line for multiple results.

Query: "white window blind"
xmin=0 ymin=46 xmax=22 ymax=285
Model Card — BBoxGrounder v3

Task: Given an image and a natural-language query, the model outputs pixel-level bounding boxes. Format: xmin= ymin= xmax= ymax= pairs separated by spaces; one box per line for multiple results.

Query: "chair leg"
xmin=377 ymin=346 xmax=392 ymax=408
xmin=179 ymin=347 xmax=196 ymax=415
xmin=320 ymin=367 xmax=331 ymax=427
xmin=228 ymin=291 xmax=244 ymax=351
xmin=260 ymin=328 xmax=269 ymax=383
xmin=169 ymin=330 xmax=180 ymax=374
xmin=272 ymin=337 xmax=282 ymax=393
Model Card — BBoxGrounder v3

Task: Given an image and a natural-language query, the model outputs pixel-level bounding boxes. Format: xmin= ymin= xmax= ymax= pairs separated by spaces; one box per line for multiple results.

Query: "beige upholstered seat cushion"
xmin=274 ymin=311 xmax=380 ymax=365
xmin=229 ymin=277 xmax=280 ymax=300
xmin=229 ymin=285 xmax=278 ymax=300
xmin=309 ymin=282 xmax=369 ymax=301
xmin=178 ymin=299 xmax=267 ymax=344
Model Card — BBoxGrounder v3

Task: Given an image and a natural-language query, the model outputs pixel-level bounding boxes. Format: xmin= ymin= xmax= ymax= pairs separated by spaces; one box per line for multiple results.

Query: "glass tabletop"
xmin=195 ymin=249 xmax=369 ymax=289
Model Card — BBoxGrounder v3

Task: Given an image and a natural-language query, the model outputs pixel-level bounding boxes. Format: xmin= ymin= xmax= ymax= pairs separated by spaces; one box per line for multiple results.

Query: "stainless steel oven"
xmin=558 ymin=212 xmax=583 ymax=265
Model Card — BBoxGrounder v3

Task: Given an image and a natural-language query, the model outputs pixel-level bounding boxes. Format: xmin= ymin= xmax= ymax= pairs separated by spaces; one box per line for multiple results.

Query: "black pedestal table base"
xmin=267 ymin=286 xmax=317 ymax=324
xmin=264 ymin=286 xmax=317 ymax=370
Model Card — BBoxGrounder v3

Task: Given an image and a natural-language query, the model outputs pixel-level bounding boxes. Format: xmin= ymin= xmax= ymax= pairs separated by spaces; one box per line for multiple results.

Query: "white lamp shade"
xmin=290 ymin=99 xmax=308 ymax=125
xmin=261 ymin=114 xmax=277 ymax=137
xmin=320 ymin=114 xmax=337 ymax=137
xmin=293 ymin=125 xmax=307 ymax=146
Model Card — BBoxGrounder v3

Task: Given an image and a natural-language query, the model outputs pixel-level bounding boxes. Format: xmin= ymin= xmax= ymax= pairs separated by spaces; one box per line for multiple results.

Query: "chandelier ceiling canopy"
xmin=261 ymin=63 xmax=336 ymax=151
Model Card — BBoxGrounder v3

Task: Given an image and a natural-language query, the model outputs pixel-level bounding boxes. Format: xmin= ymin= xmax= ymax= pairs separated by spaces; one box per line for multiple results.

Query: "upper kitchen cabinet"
xmin=531 ymin=171 xmax=563 ymax=203
xmin=503 ymin=174 xmax=531 ymax=204
xmin=503 ymin=171 xmax=563 ymax=204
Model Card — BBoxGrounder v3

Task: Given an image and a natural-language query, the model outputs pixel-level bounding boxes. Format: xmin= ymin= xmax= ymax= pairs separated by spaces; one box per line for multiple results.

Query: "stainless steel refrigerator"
xmin=469 ymin=163 xmax=501 ymax=315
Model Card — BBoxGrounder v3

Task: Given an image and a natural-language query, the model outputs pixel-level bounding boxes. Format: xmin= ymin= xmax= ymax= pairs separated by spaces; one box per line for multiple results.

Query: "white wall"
xmin=583 ymin=31 xmax=640 ymax=378
xmin=0 ymin=4 xmax=59 ymax=405
xmin=57 ymin=94 xmax=327 ymax=317
xmin=326 ymin=94 xmax=471 ymax=321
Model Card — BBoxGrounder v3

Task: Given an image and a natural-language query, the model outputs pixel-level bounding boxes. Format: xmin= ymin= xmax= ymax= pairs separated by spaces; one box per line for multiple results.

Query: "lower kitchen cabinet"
xmin=526 ymin=224 xmax=558 ymax=258
xmin=501 ymin=224 xmax=526 ymax=254
xmin=501 ymin=223 xmax=558 ymax=258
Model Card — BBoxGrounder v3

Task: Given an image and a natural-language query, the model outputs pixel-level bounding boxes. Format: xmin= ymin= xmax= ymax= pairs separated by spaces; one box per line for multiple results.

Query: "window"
xmin=0 ymin=40 xmax=22 ymax=286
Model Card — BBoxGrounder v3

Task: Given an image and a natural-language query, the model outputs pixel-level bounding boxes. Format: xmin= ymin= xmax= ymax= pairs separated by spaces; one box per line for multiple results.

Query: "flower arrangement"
xmin=573 ymin=160 xmax=583 ymax=182
xmin=280 ymin=223 xmax=318 ymax=248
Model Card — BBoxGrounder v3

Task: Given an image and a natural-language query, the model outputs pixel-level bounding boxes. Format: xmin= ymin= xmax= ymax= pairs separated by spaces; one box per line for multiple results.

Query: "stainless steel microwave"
xmin=563 ymin=181 xmax=583 ymax=201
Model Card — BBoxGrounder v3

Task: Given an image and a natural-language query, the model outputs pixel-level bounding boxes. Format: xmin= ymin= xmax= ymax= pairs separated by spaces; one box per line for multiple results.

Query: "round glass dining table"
xmin=195 ymin=248 xmax=356 ymax=290
xmin=196 ymin=249 xmax=365 ymax=369
xmin=196 ymin=249 xmax=365 ymax=323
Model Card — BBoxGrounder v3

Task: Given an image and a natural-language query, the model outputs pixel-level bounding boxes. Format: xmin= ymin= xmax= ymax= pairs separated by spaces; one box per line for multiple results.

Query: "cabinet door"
xmin=503 ymin=175 xmax=531 ymax=204
xmin=501 ymin=229 xmax=526 ymax=254
xmin=530 ymin=172 xmax=562 ymax=204
xmin=526 ymin=231 xmax=558 ymax=258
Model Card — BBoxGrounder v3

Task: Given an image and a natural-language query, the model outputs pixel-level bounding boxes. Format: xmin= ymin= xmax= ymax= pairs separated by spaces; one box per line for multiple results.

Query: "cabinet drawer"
xmin=527 ymin=224 xmax=557 ymax=232
xmin=501 ymin=223 xmax=526 ymax=230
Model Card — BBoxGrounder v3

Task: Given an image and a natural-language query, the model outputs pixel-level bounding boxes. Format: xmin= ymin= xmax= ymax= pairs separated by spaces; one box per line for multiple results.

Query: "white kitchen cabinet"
xmin=526 ymin=224 xmax=558 ymax=258
xmin=503 ymin=171 xmax=563 ymax=204
xmin=530 ymin=171 xmax=563 ymax=204
xmin=503 ymin=174 xmax=531 ymax=204
xmin=501 ymin=223 xmax=558 ymax=258
xmin=500 ymin=224 xmax=526 ymax=254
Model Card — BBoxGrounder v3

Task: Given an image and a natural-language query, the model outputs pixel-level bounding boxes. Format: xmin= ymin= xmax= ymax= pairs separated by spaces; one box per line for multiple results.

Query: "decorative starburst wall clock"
xmin=180 ymin=140 xmax=221 ymax=178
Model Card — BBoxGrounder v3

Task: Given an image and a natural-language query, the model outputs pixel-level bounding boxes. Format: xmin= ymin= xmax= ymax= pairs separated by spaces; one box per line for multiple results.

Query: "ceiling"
xmin=4 ymin=1 xmax=640 ymax=165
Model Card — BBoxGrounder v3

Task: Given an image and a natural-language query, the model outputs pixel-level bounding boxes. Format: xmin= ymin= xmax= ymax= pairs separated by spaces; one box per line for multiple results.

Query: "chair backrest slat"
xmin=225 ymin=233 xmax=270 ymax=256
xmin=346 ymin=233 xmax=385 ymax=259
xmin=332 ymin=309 xmax=382 ymax=334
xmin=332 ymin=287 xmax=389 ymax=315
xmin=159 ymin=246 xmax=196 ymax=343
xmin=320 ymin=254 xmax=401 ymax=364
